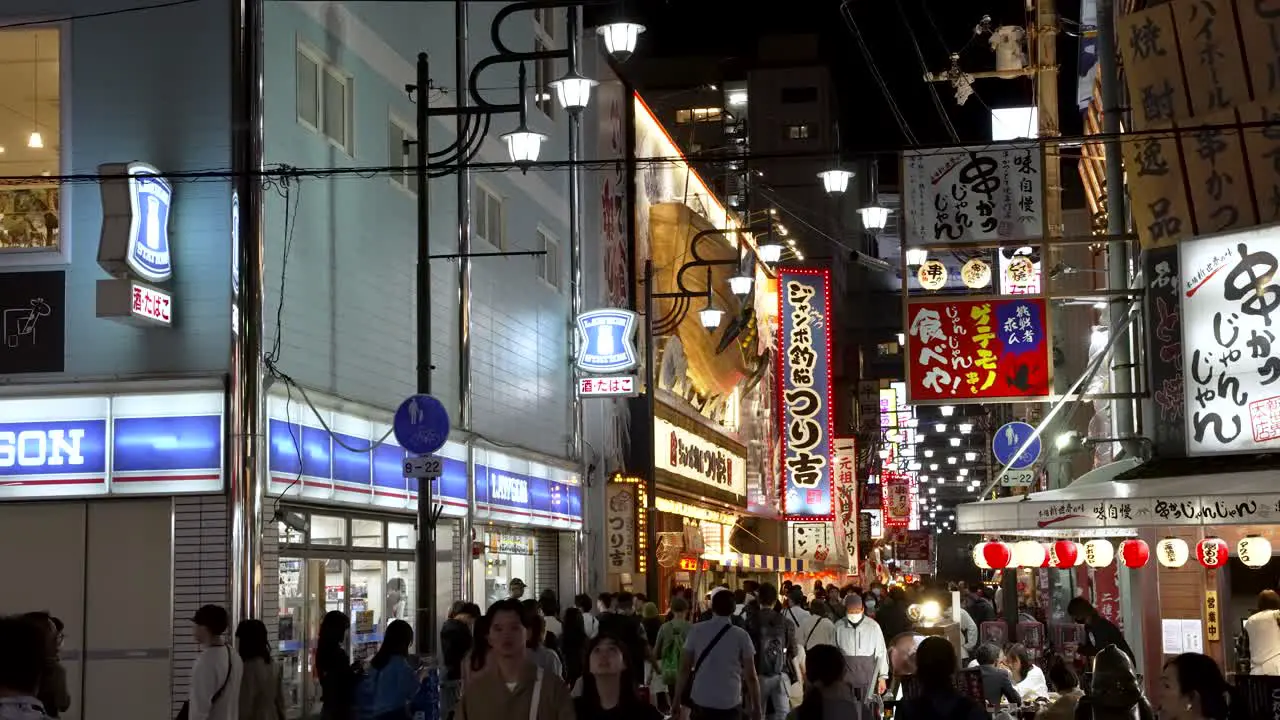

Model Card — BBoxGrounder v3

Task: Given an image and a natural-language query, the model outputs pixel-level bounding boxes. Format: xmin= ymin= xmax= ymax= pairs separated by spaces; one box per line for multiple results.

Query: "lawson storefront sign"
xmin=266 ymin=400 xmax=582 ymax=530
xmin=0 ymin=391 xmax=224 ymax=498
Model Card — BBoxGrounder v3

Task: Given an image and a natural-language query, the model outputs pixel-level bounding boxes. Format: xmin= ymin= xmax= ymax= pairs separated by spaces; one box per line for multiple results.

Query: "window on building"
xmin=780 ymin=86 xmax=819 ymax=104
xmin=533 ymin=10 xmax=557 ymax=119
xmin=388 ymin=118 xmax=417 ymax=195
xmin=0 ymin=27 xmax=61 ymax=253
xmin=784 ymin=123 xmax=814 ymax=140
xmin=473 ymin=183 xmax=506 ymax=249
xmin=877 ymin=341 xmax=901 ymax=356
xmin=297 ymin=43 xmax=352 ymax=153
xmin=689 ymin=142 xmax=703 ymax=154
xmin=536 ymin=227 xmax=561 ymax=290
xmin=674 ymin=107 xmax=722 ymax=125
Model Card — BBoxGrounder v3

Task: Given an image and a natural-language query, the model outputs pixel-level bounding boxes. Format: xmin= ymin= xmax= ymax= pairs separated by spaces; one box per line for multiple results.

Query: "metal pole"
xmin=1098 ymin=0 xmax=1138 ymax=454
xmin=566 ymin=4 xmax=588 ymax=596
xmin=1036 ymin=0 xmax=1061 ymax=240
xmin=414 ymin=51 xmax=436 ymax=657
xmin=642 ymin=261 xmax=660 ymax=601
xmin=456 ymin=0 xmax=478 ymax=609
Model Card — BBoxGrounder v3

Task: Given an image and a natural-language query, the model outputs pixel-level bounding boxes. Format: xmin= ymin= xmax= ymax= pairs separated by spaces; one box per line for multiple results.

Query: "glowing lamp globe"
xmin=1238 ymin=536 xmax=1273 ymax=568
xmin=973 ymin=542 xmax=991 ymax=569
xmin=549 ymin=71 xmax=598 ymax=113
xmin=1196 ymin=537 xmax=1229 ymax=569
xmin=1051 ymin=540 xmax=1079 ymax=569
xmin=597 ymin=22 xmax=645 ymax=62
xmin=501 ymin=125 xmax=547 ymax=165
xmin=817 ymin=168 xmax=853 ymax=194
xmin=1156 ymin=537 xmax=1190 ymax=568
xmin=1084 ymin=539 xmax=1114 ymax=568
xmin=1013 ymin=540 xmax=1046 ymax=568
xmin=1118 ymin=538 xmax=1151 ymax=568
xmin=983 ymin=541 xmax=1013 ymax=570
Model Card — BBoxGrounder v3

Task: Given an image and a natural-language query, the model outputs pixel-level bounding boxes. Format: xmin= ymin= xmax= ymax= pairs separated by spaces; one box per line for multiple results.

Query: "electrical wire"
xmin=839 ymin=0 xmax=919 ymax=145
xmin=893 ymin=0 xmax=961 ymax=143
xmin=0 ymin=0 xmax=204 ymax=29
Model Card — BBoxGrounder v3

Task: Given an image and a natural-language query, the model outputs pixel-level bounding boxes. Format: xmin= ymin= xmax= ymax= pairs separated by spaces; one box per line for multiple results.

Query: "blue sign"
xmin=393 ymin=394 xmax=450 ymax=455
xmin=778 ymin=269 xmax=834 ymax=519
xmin=125 ymin=163 xmax=173 ymax=283
xmin=993 ymin=421 xmax=1041 ymax=470
xmin=0 ymin=414 xmax=222 ymax=489
xmin=575 ymin=309 xmax=639 ymax=374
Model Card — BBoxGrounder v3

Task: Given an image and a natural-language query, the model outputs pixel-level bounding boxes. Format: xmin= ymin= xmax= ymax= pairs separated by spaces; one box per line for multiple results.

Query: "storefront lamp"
xmin=1013 ymin=540 xmax=1046 ymax=568
xmin=1197 ymin=537 xmax=1229 ymax=568
xmin=698 ymin=306 xmax=724 ymax=331
xmin=904 ymin=248 xmax=928 ymax=266
xmin=1051 ymin=540 xmax=1078 ymax=568
xmin=727 ymin=274 xmax=753 ymax=296
xmin=858 ymin=205 xmax=890 ymax=231
xmin=1118 ymin=538 xmax=1150 ymax=568
xmin=1084 ymin=539 xmax=1114 ymax=568
xmin=940 ymin=405 xmax=955 ymax=417
xmin=1238 ymin=536 xmax=1272 ymax=568
xmin=501 ymin=124 xmax=547 ymax=165
xmin=973 ymin=543 xmax=991 ymax=569
xmin=757 ymin=239 xmax=784 ymax=264
xmin=597 ymin=22 xmax=645 ymax=62
xmin=1156 ymin=537 xmax=1189 ymax=568
xmin=549 ymin=70 xmax=598 ymax=113
xmin=818 ymin=168 xmax=853 ymax=194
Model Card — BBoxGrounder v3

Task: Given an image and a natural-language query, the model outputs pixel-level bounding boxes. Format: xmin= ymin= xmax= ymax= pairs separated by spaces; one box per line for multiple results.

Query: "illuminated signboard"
xmin=778 ymin=268 xmax=834 ymax=520
xmin=577 ymin=375 xmax=637 ymax=397
xmin=97 ymin=161 xmax=177 ymax=328
xmin=653 ymin=416 xmax=747 ymax=496
xmin=575 ymin=308 xmax=639 ymax=373
xmin=678 ymin=556 xmax=700 ymax=572
xmin=130 ymin=283 xmax=172 ymax=325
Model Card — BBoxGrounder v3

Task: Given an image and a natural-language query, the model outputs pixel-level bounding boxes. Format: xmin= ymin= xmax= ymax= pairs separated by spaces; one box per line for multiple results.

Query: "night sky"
xmin=621 ymin=0 xmax=1089 ymax=184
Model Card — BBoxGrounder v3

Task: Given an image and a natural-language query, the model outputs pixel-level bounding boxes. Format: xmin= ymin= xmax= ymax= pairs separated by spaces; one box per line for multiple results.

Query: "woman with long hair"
xmin=892 ymin=637 xmax=986 ymax=720
xmin=559 ymin=607 xmax=588 ymax=690
xmin=236 ymin=619 xmax=285 ymax=720
xmin=793 ymin=644 xmax=860 ymax=720
xmin=1158 ymin=653 xmax=1235 ymax=720
xmin=1007 ymin=643 xmax=1049 ymax=700
xmin=316 ymin=611 xmax=358 ymax=720
xmin=464 ymin=614 xmax=492 ymax=684
xmin=356 ymin=620 xmax=421 ymax=720
xmin=573 ymin=634 xmax=660 ymax=720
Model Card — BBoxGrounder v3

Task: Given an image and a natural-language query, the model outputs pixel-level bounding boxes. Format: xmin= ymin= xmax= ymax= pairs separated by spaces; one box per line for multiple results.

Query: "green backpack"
xmin=660 ymin=621 xmax=691 ymax=686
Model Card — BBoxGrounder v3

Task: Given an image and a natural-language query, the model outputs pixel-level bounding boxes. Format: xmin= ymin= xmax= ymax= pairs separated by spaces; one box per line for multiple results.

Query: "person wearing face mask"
xmin=833 ymin=594 xmax=888 ymax=701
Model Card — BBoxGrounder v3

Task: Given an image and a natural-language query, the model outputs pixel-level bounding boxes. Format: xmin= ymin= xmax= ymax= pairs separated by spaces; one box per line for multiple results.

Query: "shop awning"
xmin=716 ymin=553 xmax=811 ymax=572
xmin=956 ymin=455 xmax=1280 ymax=537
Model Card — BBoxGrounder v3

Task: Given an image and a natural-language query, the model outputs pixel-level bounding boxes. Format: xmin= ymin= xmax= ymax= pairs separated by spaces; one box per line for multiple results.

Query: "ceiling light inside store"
xmin=947 ymin=456 xmax=957 ymax=464
xmin=949 ymin=437 xmax=961 ymax=447
xmin=958 ymin=423 xmax=973 ymax=433
xmin=935 ymin=423 xmax=947 ymax=433
xmin=964 ymin=451 xmax=977 ymax=461
xmin=940 ymin=405 xmax=955 ymax=417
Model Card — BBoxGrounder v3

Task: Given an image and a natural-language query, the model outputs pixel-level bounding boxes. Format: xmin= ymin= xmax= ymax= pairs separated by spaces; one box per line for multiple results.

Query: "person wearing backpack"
xmin=744 ymin=584 xmax=798 ymax=720
xmin=654 ymin=597 xmax=693 ymax=713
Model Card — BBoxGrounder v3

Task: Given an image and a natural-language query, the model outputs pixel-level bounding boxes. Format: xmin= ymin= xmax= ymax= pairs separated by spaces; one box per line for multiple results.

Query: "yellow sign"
xmin=1205 ymin=590 xmax=1221 ymax=642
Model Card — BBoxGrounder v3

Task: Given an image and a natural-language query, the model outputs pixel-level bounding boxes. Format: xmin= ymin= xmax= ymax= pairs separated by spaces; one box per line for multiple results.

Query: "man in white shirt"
xmin=188 ymin=605 xmax=242 ymax=720
xmin=833 ymin=594 xmax=888 ymax=699
xmin=673 ymin=588 xmax=761 ymax=720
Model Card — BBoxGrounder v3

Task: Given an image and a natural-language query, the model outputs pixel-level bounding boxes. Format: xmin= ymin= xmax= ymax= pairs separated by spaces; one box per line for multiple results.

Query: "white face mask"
xmin=847 ymin=612 xmax=864 ymax=622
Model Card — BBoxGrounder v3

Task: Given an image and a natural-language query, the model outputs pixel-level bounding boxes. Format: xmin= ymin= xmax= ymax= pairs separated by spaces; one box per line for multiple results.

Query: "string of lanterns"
xmin=972 ymin=536 xmax=1272 ymax=570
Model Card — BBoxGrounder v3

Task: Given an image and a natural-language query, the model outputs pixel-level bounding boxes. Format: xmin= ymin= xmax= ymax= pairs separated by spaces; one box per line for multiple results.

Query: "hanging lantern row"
xmin=973 ymin=536 xmax=1271 ymax=570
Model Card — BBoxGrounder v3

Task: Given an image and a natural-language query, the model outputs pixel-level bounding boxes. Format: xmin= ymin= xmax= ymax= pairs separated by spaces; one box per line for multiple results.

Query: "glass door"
xmin=278 ymin=556 xmax=351 ymax=720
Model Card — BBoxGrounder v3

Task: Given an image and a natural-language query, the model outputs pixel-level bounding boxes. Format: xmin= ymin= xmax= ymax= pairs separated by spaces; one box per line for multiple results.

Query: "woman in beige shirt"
xmin=236 ymin=619 xmax=285 ymax=720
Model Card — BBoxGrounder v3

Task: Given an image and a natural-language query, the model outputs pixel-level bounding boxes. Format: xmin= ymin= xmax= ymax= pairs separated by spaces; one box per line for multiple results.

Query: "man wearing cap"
xmin=834 ymin=594 xmax=888 ymax=700
xmin=508 ymin=578 xmax=527 ymax=600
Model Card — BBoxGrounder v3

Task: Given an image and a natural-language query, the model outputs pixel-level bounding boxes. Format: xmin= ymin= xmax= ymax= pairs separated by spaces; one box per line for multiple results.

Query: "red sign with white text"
xmin=905 ymin=297 xmax=1051 ymax=403
xmin=882 ymin=472 xmax=912 ymax=528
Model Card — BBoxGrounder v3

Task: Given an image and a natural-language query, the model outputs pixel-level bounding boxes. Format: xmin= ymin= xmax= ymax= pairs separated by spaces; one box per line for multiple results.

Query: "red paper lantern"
xmin=1197 ymin=537 xmax=1229 ymax=568
xmin=1040 ymin=544 xmax=1052 ymax=568
xmin=1119 ymin=539 xmax=1151 ymax=568
xmin=1052 ymin=540 xmax=1078 ymax=568
xmin=983 ymin=541 xmax=1013 ymax=569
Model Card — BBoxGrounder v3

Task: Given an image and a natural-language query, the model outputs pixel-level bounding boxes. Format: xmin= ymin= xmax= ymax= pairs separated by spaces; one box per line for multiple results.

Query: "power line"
xmin=893 ymin=0 xmax=961 ymax=143
xmin=839 ymin=0 xmax=919 ymax=146
xmin=0 ymin=0 xmax=204 ymax=29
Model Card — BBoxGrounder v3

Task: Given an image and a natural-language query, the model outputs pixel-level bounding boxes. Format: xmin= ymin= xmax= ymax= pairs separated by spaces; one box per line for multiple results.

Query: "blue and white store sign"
xmin=575 ymin=309 xmax=639 ymax=374
xmin=98 ymin=162 xmax=173 ymax=284
xmin=267 ymin=394 xmax=582 ymax=530
xmin=0 ymin=391 xmax=224 ymax=498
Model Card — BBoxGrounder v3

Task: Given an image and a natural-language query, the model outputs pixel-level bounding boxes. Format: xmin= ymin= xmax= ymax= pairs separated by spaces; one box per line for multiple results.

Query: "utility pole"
xmin=1035 ymin=0 xmax=1061 ymax=240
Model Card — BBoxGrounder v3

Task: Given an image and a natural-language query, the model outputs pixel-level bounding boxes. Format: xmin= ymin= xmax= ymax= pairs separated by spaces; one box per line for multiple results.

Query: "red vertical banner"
xmin=882 ymin=471 xmax=912 ymax=528
xmin=1092 ymin=565 xmax=1122 ymax=631
xmin=832 ymin=437 xmax=858 ymax=573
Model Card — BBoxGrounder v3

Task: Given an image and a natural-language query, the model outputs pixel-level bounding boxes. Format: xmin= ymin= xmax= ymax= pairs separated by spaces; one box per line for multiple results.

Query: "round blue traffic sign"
xmin=393 ymin=394 xmax=451 ymax=455
xmin=992 ymin=421 xmax=1041 ymax=470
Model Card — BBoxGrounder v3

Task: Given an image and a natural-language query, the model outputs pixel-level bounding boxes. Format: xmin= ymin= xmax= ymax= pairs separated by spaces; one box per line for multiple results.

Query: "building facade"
xmin=0 ymin=2 xmax=608 ymax=719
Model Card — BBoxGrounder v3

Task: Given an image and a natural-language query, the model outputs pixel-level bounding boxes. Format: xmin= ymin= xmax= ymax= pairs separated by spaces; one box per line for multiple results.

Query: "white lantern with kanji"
xmin=1196 ymin=537 xmax=1229 ymax=569
xmin=1084 ymin=539 xmax=1114 ymax=568
xmin=973 ymin=542 xmax=991 ymax=569
xmin=1013 ymin=540 xmax=1046 ymax=568
xmin=1157 ymin=537 xmax=1189 ymax=568
xmin=1238 ymin=536 xmax=1273 ymax=568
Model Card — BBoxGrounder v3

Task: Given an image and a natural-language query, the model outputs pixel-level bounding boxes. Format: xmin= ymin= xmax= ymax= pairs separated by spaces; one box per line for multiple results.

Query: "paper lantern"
xmin=1238 ymin=536 xmax=1273 ymax=568
xmin=1073 ymin=541 xmax=1086 ymax=566
xmin=1196 ymin=537 xmax=1229 ymax=569
xmin=1051 ymin=540 xmax=1079 ymax=569
xmin=983 ymin=541 xmax=1014 ymax=569
xmin=1119 ymin=539 xmax=1150 ymax=568
xmin=973 ymin=542 xmax=991 ymax=569
xmin=1013 ymin=540 xmax=1046 ymax=568
xmin=1084 ymin=539 xmax=1114 ymax=568
xmin=1040 ymin=544 xmax=1053 ymax=568
xmin=1156 ymin=537 xmax=1189 ymax=568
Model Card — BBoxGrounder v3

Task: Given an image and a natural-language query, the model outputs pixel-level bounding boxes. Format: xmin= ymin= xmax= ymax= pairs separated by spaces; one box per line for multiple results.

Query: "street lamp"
xmin=501 ymin=123 xmax=547 ymax=165
xmin=817 ymin=168 xmax=853 ymax=194
xmin=550 ymin=69 xmax=597 ymax=114
xmin=904 ymin=248 xmax=928 ymax=266
xmin=597 ymin=22 xmax=645 ymax=62
xmin=728 ymin=273 xmax=754 ymax=296
xmin=698 ymin=304 xmax=725 ymax=330
xmin=858 ymin=204 xmax=890 ymax=231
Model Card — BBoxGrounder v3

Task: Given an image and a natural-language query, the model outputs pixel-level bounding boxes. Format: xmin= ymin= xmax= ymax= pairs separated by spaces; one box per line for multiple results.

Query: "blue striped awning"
xmin=717 ymin=554 xmax=810 ymax=572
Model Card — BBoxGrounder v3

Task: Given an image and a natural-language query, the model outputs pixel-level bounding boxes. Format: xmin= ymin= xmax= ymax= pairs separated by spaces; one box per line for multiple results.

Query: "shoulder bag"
xmin=681 ymin=623 xmax=733 ymax=708
xmin=175 ymin=647 xmax=232 ymax=720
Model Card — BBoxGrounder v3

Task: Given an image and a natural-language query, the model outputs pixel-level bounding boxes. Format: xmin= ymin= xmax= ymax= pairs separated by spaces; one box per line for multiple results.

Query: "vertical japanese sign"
xmin=903 ymin=143 xmax=1044 ymax=244
xmin=1093 ymin=566 xmax=1123 ymax=631
xmin=1180 ymin=225 xmax=1280 ymax=454
xmin=1205 ymin=590 xmax=1221 ymax=641
xmin=788 ymin=522 xmax=833 ymax=564
xmin=1145 ymin=247 xmax=1187 ymax=458
xmin=778 ymin=268 xmax=834 ymax=519
xmin=605 ymin=483 xmax=637 ymax=574
xmin=882 ymin=471 xmax=912 ymax=529
xmin=833 ymin=437 xmax=858 ymax=572
xmin=905 ymin=298 xmax=1051 ymax=403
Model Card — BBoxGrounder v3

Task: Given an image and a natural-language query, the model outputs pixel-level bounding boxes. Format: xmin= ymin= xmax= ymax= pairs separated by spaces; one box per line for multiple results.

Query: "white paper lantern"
xmin=1014 ymin=540 xmax=1047 ymax=568
xmin=1073 ymin=541 xmax=1086 ymax=566
xmin=1084 ymin=539 xmax=1114 ymax=568
xmin=973 ymin=542 xmax=991 ymax=569
xmin=1157 ymin=537 xmax=1190 ymax=568
xmin=1238 ymin=536 xmax=1273 ymax=568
